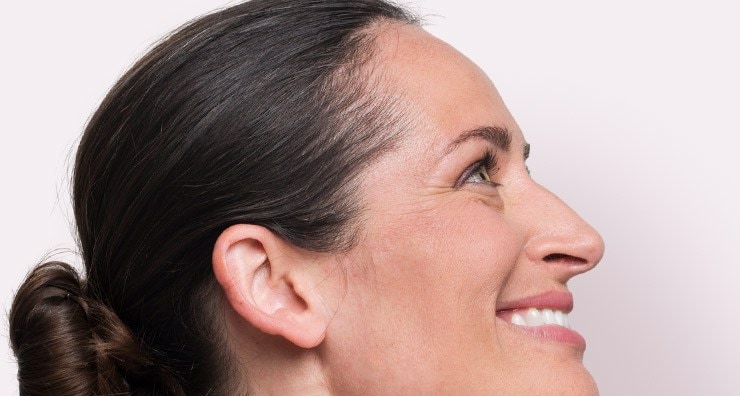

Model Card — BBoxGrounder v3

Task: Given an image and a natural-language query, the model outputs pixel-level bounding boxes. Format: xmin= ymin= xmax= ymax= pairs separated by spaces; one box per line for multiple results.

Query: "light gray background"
xmin=1 ymin=1 xmax=738 ymax=394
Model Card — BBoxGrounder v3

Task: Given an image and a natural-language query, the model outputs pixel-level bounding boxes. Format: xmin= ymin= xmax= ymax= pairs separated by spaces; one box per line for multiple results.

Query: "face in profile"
xmin=318 ymin=23 xmax=605 ymax=394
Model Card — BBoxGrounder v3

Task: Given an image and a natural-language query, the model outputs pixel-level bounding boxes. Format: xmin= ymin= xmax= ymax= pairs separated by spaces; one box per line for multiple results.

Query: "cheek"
xmin=349 ymin=199 xmax=522 ymax=347
xmin=323 ymin=200 xmax=525 ymax=390
xmin=374 ymin=199 xmax=522 ymax=301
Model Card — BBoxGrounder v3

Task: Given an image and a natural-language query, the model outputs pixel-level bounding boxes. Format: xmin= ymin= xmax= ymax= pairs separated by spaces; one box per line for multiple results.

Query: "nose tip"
xmin=521 ymin=184 xmax=605 ymax=278
xmin=582 ymin=226 xmax=605 ymax=266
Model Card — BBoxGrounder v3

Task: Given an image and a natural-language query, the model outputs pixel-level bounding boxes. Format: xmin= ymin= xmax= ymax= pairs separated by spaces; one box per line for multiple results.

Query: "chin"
xmin=526 ymin=360 xmax=598 ymax=396
xmin=561 ymin=366 xmax=599 ymax=395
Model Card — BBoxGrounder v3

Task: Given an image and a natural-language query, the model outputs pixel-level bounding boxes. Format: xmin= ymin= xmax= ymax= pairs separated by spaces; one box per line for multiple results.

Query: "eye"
xmin=456 ymin=150 xmax=500 ymax=188
xmin=466 ymin=163 xmax=493 ymax=184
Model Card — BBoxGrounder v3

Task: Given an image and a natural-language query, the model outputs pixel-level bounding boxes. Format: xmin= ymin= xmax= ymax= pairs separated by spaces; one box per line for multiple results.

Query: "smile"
xmin=495 ymin=307 xmax=585 ymax=348
xmin=495 ymin=291 xmax=586 ymax=348
xmin=510 ymin=308 xmax=571 ymax=328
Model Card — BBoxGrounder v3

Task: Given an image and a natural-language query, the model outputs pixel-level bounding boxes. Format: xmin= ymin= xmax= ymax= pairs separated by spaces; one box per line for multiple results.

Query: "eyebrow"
xmin=443 ymin=125 xmax=512 ymax=156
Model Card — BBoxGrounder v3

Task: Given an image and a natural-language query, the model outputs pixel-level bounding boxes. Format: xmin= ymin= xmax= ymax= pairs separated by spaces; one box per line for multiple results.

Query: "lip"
xmin=495 ymin=290 xmax=586 ymax=349
xmin=496 ymin=290 xmax=574 ymax=313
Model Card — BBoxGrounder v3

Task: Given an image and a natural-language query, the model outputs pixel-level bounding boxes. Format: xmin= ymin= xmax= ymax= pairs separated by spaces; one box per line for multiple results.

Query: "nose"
xmin=518 ymin=181 xmax=605 ymax=283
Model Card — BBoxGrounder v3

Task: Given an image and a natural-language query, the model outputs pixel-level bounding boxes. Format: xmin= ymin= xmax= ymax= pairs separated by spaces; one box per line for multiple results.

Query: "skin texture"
xmin=212 ymin=22 xmax=605 ymax=395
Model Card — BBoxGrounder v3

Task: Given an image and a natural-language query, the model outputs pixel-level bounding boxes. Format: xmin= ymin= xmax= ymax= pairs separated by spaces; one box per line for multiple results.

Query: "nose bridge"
xmin=517 ymin=181 xmax=605 ymax=268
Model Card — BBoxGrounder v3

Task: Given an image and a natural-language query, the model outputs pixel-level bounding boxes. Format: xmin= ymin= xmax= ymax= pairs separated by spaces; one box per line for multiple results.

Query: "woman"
xmin=9 ymin=0 xmax=604 ymax=394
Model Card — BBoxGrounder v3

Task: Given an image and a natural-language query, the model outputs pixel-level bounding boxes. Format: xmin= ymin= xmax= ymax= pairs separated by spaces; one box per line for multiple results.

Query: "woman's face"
xmin=321 ymin=24 xmax=604 ymax=394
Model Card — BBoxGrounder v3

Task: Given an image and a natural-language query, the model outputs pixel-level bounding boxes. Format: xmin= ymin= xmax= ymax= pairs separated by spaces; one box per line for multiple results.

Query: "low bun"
xmin=9 ymin=262 xmax=183 ymax=395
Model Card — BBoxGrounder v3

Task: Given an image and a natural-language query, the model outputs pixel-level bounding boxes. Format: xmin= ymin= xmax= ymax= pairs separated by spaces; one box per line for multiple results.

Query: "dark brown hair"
xmin=9 ymin=0 xmax=417 ymax=394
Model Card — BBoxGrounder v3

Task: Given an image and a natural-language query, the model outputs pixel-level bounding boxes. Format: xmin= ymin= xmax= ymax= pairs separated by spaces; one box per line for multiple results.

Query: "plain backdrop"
xmin=1 ymin=1 xmax=738 ymax=394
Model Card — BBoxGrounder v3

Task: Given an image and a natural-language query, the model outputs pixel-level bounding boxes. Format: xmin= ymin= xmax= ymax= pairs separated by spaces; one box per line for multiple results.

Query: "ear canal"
xmin=252 ymin=262 xmax=310 ymax=318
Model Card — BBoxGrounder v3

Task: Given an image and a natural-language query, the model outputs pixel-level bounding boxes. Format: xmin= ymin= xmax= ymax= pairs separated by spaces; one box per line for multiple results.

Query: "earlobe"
xmin=212 ymin=224 xmax=330 ymax=348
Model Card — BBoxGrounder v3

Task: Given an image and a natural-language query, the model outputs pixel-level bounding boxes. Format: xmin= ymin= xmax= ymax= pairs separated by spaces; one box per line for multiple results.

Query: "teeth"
xmin=525 ymin=308 xmax=545 ymax=326
xmin=542 ymin=309 xmax=556 ymax=324
xmin=510 ymin=308 xmax=571 ymax=329
xmin=511 ymin=313 xmax=526 ymax=326
xmin=554 ymin=311 xmax=566 ymax=327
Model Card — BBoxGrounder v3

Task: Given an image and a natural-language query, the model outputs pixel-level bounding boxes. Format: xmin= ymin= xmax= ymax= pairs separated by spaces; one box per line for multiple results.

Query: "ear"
xmin=212 ymin=224 xmax=331 ymax=348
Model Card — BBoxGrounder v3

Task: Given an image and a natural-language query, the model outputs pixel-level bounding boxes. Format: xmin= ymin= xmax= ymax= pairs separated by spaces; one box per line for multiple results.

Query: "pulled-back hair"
xmin=9 ymin=1 xmax=417 ymax=394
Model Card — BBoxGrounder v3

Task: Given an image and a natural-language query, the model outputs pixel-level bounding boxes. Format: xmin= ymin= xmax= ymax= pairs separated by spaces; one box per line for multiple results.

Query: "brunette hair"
xmin=9 ymin=0 xmax=417 ymax=394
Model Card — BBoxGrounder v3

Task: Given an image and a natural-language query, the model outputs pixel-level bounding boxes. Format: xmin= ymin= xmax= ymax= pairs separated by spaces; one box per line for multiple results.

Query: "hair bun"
xmin=9 ymin=261 xmax=183 ymax=395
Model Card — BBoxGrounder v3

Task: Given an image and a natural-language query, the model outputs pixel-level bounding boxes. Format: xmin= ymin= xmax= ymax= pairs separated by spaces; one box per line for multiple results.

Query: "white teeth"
xmin=542 ymin=309 xmax=556 ymax=324
xmin=510 ymin=308 xmax=571 ymax=329
xmin=554 ymin=311 xmax=566 ymax=327
xmin=511 ymin=313 xmax=526 ymax=326
xmin=525 ymin=308 xmax=544 ymax=326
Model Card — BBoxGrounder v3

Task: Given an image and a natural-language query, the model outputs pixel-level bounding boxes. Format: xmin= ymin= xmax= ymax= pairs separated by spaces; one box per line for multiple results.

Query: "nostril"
xmin=543 ymin=253 xmax=587 ymax=264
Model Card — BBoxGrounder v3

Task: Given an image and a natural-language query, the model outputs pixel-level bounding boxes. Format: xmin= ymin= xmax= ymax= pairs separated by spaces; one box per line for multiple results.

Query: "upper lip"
xmin=495 ymin=290 xmax=574 ymax=313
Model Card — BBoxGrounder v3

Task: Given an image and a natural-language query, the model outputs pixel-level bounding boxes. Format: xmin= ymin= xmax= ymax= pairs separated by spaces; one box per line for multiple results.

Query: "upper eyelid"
xmin=454 ymin=150 xmax=499 ymax=188
xmin=454 ymin=160 xmax=483 ymax=188
xmin=452 ymin=141 xmax=527 ymax=188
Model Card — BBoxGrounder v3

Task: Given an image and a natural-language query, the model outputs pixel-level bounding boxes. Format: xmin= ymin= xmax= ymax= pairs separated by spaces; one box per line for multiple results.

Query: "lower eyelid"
xmin=471 ymin=194 xmax=504 ymax=209
xmin=466 ymin=179 xmax=502 ymax=191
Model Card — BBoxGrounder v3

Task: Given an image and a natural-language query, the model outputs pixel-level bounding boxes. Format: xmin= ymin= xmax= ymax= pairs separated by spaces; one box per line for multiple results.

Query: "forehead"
xmin=368 ymin=23 xmax=522 ymax=147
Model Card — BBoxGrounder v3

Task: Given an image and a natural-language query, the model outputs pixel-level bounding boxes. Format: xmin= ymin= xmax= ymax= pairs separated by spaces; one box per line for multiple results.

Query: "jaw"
xmin=321 ymin=309 xmax=597 ymax=395
xmin=487 ymin=315 xmax=598 ymax=395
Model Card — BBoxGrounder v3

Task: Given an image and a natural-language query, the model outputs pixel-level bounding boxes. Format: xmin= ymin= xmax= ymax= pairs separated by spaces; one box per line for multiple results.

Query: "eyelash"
xmin=455 ymin=149 xmax=500 ymax=188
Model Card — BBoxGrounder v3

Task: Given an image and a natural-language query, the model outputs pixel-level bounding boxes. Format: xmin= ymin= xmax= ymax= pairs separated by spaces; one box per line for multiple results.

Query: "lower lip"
xmin=502 ymin=320 xmax=587 ymax=349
